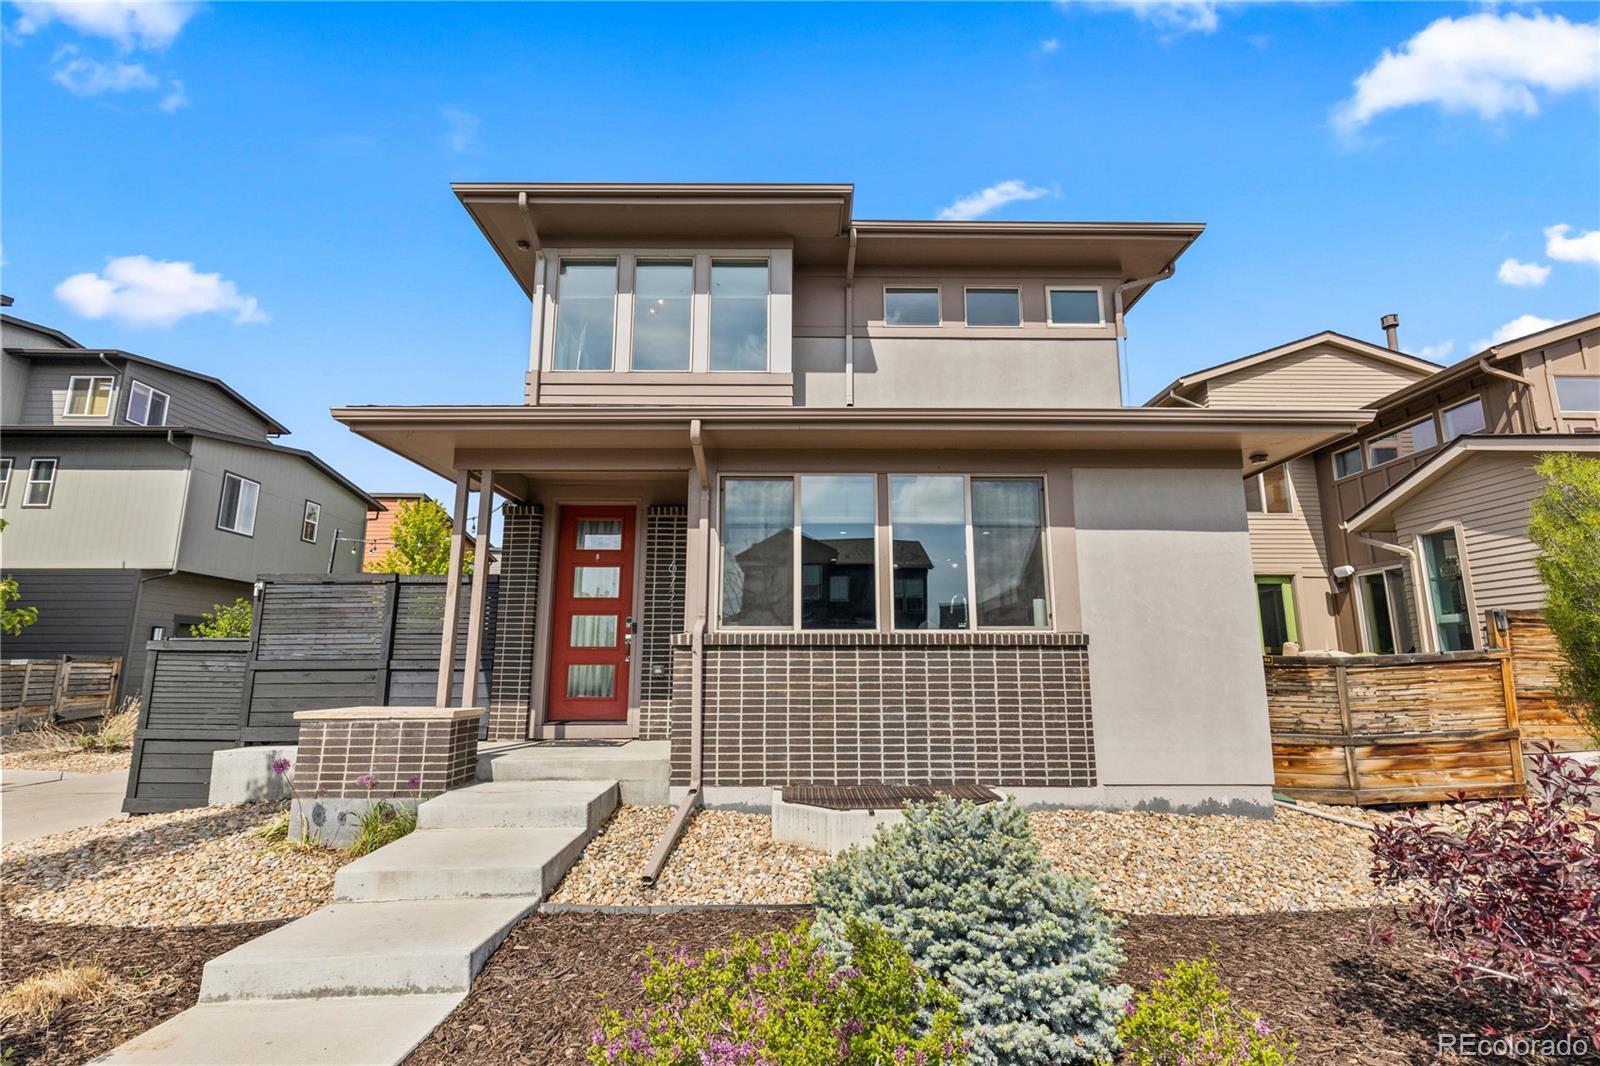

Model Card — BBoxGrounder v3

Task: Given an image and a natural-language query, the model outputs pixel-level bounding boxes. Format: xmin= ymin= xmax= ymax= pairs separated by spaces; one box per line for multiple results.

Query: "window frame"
xmin=707 ymin=257 xmax=772 ymax=373
xmin=882 ymin=285 xmax=942 ymax=328
xmin=301 ymin=499 xmax=322 ymax=544
xmin=125 ymin=379 xmax=171 ymax=427
xmin=61 ymin=375 xmax=116 ymax=419
xmin=1253 ymin=574 xmax=1299 ymax=655
xmin=0 ymin=458 xmax=12 ymax=508
xmin=1045 ymin=286 xmax=1105 ymax=328
xmin=216 ymin=470 xmax=261 ymax=537
xmin=1244 ymin=465 xmax=1294 ymax=515
xmin=962 ymin=285 xmax=1023 ymax=328
xmin=1413 ymin=521 xmax=1480 ymax=652
xmin=1553 ymin=375 xmax=1600 ymax=413
xmin=550 ymin=256 xmax=620 ymax=373
xmin=1353 ymin=565 xmax=1411 ymax=655
xmin=23 ymin=458 xmax=58 ymax=508
xmin=1365 ymin=416 xmax=1439 ymax=470
xmin=1439 ymin=395 xmax=1487 ymax=441
xmin=627 ymin=257 xmax=696 ymax=373
xmin=1332 ymin=445 xmax=1363 ymax=480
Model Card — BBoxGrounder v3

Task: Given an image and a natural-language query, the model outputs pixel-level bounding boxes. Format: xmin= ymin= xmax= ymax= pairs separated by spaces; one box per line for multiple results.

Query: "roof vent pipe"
xmin=1381 ymin=313 xmax=1400 ymax=351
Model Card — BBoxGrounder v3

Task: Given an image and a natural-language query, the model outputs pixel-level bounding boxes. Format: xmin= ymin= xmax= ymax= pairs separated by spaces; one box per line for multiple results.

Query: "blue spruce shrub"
xmin=812 ymin=797 xmax=1128 ymax=1066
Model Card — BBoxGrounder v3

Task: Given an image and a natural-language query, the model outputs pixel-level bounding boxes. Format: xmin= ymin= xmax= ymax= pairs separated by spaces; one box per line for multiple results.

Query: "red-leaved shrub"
xmin=1371 ymin=746 xmax=1599 ymax=1041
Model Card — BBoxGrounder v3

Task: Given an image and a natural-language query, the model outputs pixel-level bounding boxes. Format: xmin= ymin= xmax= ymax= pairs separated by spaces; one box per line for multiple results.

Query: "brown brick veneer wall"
xmin=294 ymin=715 xmax=480 ymax=798
xmin=486 ymin=504 xmax=543 ymax=740
xmin=668 ymin=632 xmax=1095 ymax=787
xmin=640 ymin=505 xmax=687 ymax=741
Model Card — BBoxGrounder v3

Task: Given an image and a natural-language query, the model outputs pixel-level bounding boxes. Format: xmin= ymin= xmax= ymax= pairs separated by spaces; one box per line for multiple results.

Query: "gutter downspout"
xmin=641 ymin=420 xmax=710 ymax=886
xmin=1113 ymin=267 xmax=1176 ymax=406
xmin=1476 ymin=354 xmax=1552 ymax=432
xmin=1155 ymin=386 xmax=1205 ymax=409
xmin=844 ymin=227 xmax=858 ymax=407
xmin=518 ymin=192 xmax=546 ymax=405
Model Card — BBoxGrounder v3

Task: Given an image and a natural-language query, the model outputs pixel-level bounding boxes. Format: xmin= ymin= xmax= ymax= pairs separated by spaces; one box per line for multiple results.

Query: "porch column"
xmin=435 ymin=469 xmax=472 ymax=706
xmin=461 ymin=470 xmax=496 ymax=707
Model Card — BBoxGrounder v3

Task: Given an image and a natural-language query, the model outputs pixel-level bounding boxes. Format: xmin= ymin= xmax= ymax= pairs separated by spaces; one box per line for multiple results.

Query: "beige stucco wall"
xmin=1072 ymin=463 xmax=1275 ymax=808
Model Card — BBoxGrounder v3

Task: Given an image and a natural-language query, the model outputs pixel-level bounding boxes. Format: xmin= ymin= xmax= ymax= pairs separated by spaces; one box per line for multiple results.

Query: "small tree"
xmin=191 ymin=597 xmax=253 ymax=638
xmin=1528 ymin=452 xmax=1600 ymax=745
xmin=0 ymin=520 xmax=38 ymax=637
xmin=367 ymin=497 xmax=473 ymax=576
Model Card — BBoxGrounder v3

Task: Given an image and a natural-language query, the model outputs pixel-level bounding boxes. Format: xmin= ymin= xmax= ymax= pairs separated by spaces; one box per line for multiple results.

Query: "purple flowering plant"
xmin=587 ymin=920 xmax=967 ymax=1065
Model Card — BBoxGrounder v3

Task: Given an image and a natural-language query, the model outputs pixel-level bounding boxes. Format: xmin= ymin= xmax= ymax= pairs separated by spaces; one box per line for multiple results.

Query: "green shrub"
xmin=812 ymin=797 xmax=1127 ymax=1066
xmin=343 ymin=800 xmax=417 ymax=857
xmin=190 ymin=597 xmax=253 ymax=638
xmin=587 ymin=919 xmax=968 ymax=1065
xmin=1529 ymin=452 xmax=1600 ymax=746
xmin=1119 ymin=956 xmax=1295 ymax=1066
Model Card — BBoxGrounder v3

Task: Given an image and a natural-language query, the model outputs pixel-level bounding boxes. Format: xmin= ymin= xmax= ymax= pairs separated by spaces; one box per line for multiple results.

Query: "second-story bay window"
xmin=631 ymin=259 xmax=693 ymax=371
xmin=709 ymin=260 xmax=769 ymax=371
xmin=554 ymin=259 xmax=618 ymax=370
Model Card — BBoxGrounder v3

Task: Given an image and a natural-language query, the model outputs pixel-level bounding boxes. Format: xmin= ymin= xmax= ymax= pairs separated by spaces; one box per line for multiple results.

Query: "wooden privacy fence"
xmin=0 ymin=656 xmax=122 ymax=732
xmin=124 ymin=574 xmax=495 ymax=813
xmin=1267 ymin=651 xmax=1525 ymax=806
xmin=1485 ymin=608 xmax=1590 ymax=750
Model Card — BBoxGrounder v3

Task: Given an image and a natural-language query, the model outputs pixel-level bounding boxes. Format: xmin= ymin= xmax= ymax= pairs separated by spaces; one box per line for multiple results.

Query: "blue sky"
xmin=3 ymin=1 xmax=1598 ymax=499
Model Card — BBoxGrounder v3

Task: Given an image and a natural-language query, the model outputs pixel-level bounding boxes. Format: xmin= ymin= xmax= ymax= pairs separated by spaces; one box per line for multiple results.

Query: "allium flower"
xmin=270 ymin=757 xmax=291 ymax=776
xmin=403 ymin=775 xmax=421 ymax=791
xmin=353 ymin=772 xmax=378 ymax=789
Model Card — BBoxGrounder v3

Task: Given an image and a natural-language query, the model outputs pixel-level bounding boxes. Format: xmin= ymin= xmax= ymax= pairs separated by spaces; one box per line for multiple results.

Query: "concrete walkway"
xmin=1 ymin=768 xmax=126 ymax=844
xmin=96 ymin=778 xmax=619 ymax=1065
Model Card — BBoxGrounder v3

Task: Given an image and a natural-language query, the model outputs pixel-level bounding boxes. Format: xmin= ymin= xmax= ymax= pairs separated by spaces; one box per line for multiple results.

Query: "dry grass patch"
xmin=0 ymin=963 xmax=125 ymax=1025
xmin=0 ymin=701 xmax=139 ymax=773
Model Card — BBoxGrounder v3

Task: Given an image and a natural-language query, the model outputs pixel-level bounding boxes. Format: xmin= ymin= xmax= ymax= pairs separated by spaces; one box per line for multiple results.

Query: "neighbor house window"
xmin=721 ymin=477 xmax=794 ymax=627
xmin=1555 ymin=376 xmax=1600 ymax=412
xmin=884 ymin=287 xmax=940 ymax=326
xmin=1440 ymin=397 xmax=1486 ymax=440
xmin=709 ymin=260 xmax=769 ymax=371
xmin=1421 ymin=529 xmax=1473 ymax=651
xmin=125 ymin=380 xmax=170 ymax=426
xmin=1243 ymin=465 xmax=1293 ymax=514
xmin=62 ymin=376 xmax=114 ymax=417
xmin=23 ymin=459 xmax=57 ymax=508
xmin=1332 ymin=446 xmax=1363 ymax=478
xmin=965 ymin=287 xmax=1021 ymax=327
xmin=218 ymin=472 xmax=260 ymax=535
xmin=1358 ymin=567 xmax=1415 ymax=655
xmin=301 ymin=500 xmax=321 ymax=543
xmin=1367 ymin=418 xmax=1438 ymax=467
xmin=553 ymin=259 xmax=618 ymax=371
xmin=0 ymin=458 xmax=12 ymax=507
xmin=631 ymin=259 xmax=693 ymax=371
xmin=1046 ymin=287 xmax=1102 ymax=326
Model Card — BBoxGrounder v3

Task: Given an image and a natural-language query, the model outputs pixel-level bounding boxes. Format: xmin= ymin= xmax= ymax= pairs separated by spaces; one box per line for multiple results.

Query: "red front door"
xmin=547 ymin=506 xmax=635 ymax=722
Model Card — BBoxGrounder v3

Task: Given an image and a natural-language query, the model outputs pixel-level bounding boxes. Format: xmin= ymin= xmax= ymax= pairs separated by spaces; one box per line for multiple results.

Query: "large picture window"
xmin=721 ymin=477 xmax=794 ymax=627
xmin=631 ymin=259 xmax=693 ymax=371
xmin=709 ymin=260 xmax=769 ymax=371
xmin=553 ymin=259 xmax=618 ymax=371
xmin=890 ymin=475 xmax=968 ymax=629
xmin=971 ymin=478 xmax=1048 ymax=627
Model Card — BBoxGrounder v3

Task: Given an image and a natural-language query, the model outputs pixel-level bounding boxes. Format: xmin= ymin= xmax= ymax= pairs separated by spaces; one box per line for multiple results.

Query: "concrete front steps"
xmin=480 ymin=739 xmax=670 ymax=803
xmin=95 ymin=779 xmax=619 ymax=1065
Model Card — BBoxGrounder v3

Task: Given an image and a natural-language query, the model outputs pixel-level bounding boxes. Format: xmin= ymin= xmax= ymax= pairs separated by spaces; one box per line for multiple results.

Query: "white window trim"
xmin=217 ymin=471 xmax=261 ymax=537
xmin=1411 ymin=521 xmax=1481 ymax=653
xmin=707 ymin=257 xmax=773 ymax=374
xmin=962 ymin=285 xmax=1024 ymax=328
xmin=1331 ymin=444 xmax=1364 ymax=480
xmin=1352 ymin=565 xmax=1407 ymax=654
xmin=23 ymin=458 xmax=58 ymax=508
xmin=1553 ymin=374 xmax=1600 ymax=413
xmin=1244 ymin=465 xmax=1295 ymax=515
xmin=61 ymin=375 xmax=116 ymax=419
xmin=125 ymin=379 xmax=171 ymax=427
xmin=301 ymin=499 xmax=322 ymax=544
xmin=1365 ymin=415 xmax=1439 ymax=470
xmin=882 ymin=284 xmax=942 ymax=328
xmin=627 ymin=257 xmax=696 ymax=373
xmin=0 ymin=458 xmax=12 ymax=508
xmin=1045 ymin=285 xmax=1106 ymax=328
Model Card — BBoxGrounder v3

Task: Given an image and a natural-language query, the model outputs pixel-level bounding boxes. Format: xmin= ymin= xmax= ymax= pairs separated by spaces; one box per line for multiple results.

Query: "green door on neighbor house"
xmin=1254 ymin=576 xmax=1298 ymax=655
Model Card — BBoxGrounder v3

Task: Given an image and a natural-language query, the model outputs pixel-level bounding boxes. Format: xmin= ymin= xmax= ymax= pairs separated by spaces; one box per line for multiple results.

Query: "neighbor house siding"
xmin=117 ymin=361 xmax=275 ymax=439
xmin=1202 ymin=345 xmax=1427 ymax=409
xmin=1246 ymin=458 xmax=1335 ymax=650
xmin=2 ymin=569 xmax=140 ymax=663
xmin=16 ymin=359 xmax=121 ymax=426
xmin=123 ymin=571 xmax=255 ymax=698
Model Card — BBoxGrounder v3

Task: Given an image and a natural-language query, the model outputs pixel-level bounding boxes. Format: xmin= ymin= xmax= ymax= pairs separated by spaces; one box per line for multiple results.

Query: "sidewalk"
xmin=1 ymin=768 xmax=126 ymax=844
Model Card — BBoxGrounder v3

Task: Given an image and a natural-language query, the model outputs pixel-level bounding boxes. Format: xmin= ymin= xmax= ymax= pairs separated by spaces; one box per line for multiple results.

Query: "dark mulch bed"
xmin=0 ymin=917 xmax=286 ymax=1065
xmin=407 ymin=907 xmax=1580 ymax=1066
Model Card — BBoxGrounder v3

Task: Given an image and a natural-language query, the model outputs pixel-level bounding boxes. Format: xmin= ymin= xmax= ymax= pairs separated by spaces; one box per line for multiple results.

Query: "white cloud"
xmin=50 ymin=45 xmax=157 ymax=95
xmin=937 ymin=180 xmax=1053 ymax=221
xmin=11 ymin=0 xmax=198 ymax=50
xmin=1039 ymin=37 xmax=1060 ymax=54
xmin=440 ymin=106 xmax=481 ymax=154
xmin=1496 ymin=258 xmax=1551 ymax=287
xmin=158 ymin=78 xmax=188 ymax=112
xmin=1094 ymin=1 xmax=1219 ymax=36
xmin=55 ymin=256 xmax=269 ymax=328
xmin=1474 ymin=313 xmax=1557 ymax=352
xmin=1334 ymin=12 xmax=1600 ymax=133
xmin=1413 ymin=340 xmax=1455 ymax=363
xmin=1544 ymin=223 xmax=1600 ymax=265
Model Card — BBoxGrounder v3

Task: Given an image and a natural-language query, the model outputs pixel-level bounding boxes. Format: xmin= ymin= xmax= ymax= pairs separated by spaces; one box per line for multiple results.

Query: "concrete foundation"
xmin=208 ymin=746 xmax=297 ymax=806
xmin=770 ymin=790 xmax=903 ymax=853
xmin=289 ymin=797 xmax=419 ymax=849
xmin=676 ymin=783 xmax=1275 ymax=818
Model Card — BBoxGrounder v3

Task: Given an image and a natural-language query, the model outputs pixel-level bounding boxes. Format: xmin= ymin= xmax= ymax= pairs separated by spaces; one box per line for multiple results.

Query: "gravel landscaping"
xmin=2 ymin=802 xmax=344 ymax=927
xmin=549 ymin=802 xmax=1400 ymax=914
xmin=405 ymin=907 xmax=1558 ymax=1066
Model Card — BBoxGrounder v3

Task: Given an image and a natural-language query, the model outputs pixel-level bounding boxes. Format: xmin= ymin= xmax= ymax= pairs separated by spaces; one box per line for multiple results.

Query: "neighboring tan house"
xmin=332 ymin=182 xmax=1370 ymax=812
xmin=1150 ymin=312 xmax=1600 ymax=657
xmin=1 ymin=303 xmax=380 ymax=698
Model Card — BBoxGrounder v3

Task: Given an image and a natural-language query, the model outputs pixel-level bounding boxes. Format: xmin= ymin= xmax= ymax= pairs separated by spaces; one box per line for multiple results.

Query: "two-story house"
xmin=1 ymin=300 xmax=380 ymax=699
xmin=1149 ymin=312 xmax=1600 ymax=660
xmin=333 ymin=182 xmax=1372 ymax=814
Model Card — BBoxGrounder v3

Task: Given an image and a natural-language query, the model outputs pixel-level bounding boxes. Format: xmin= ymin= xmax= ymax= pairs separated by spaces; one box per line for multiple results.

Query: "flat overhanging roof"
xmin=332 ymin=404 xmax=1371 ymax=488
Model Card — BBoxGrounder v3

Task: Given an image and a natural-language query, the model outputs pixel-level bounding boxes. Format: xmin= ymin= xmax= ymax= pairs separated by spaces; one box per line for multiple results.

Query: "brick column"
xmin=291 ymin=707 xmax=483 ymax=797
xmin=640 ymin=505 xmax=687 ymax=741
xmin=486 ymin=503 xmax=543 ymax=740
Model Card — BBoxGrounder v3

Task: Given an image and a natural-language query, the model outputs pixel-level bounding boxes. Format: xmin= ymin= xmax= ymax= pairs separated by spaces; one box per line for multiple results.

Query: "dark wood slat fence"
xmin=124 ymin=574 xmax=495 ymax=813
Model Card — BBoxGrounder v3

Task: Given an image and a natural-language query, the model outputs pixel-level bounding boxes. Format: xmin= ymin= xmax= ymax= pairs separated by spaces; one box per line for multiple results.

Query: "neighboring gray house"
xmin=1 ymin=302 xmax=379 ymax=698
